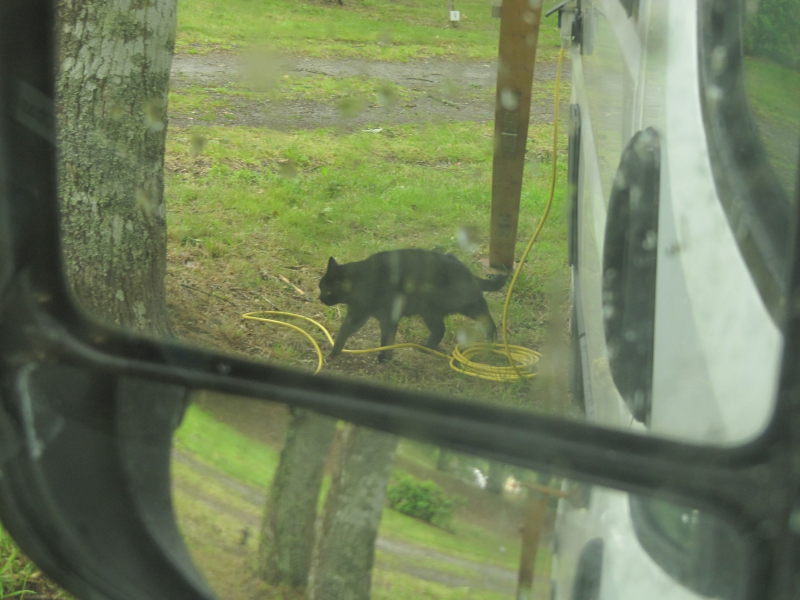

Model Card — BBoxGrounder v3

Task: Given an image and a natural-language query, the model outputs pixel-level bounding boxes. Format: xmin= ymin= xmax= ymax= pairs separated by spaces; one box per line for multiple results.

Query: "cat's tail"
xmin=477 ymin=274 xmax=508 ymax=292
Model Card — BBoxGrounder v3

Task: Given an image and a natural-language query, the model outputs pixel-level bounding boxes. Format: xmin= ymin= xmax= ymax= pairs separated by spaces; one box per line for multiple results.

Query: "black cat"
xmin=319 ymin=249 xmax=506 ymax=361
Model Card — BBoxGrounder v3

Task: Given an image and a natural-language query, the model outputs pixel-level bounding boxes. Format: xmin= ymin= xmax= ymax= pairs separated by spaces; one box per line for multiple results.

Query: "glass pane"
xmin=54 ymin=0 xmax=795 ymax=447
xmin=170 ymin=391 xmax=751 ymax=600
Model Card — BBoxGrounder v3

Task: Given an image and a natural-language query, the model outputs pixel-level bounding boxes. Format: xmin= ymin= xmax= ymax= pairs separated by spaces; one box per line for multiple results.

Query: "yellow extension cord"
xmin=242 ymin=47 xmax=566 ymax=382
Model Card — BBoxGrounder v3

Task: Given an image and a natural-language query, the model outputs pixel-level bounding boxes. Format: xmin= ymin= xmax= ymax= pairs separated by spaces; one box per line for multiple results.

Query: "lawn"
xmin=175 ymin=0 xmax=563 ymax=63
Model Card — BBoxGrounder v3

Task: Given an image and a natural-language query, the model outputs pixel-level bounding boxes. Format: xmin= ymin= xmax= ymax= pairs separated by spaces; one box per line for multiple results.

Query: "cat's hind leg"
xmin=377 ymin=314 xmax=401 ymax=362
xmin=422 ymin=313 xmax=446 ymax=348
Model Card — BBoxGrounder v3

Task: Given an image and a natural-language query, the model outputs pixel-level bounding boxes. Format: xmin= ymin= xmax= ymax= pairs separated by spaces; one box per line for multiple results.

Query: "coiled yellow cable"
xmin=241 ymin=311 xmax=540 ymax=380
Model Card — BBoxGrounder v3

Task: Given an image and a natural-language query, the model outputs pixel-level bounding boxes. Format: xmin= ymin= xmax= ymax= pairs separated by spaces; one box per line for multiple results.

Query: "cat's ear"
xmin=327 ymin=256 xmax=338 ymax=270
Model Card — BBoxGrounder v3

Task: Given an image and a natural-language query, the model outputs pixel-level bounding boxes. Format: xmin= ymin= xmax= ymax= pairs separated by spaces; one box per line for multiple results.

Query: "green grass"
xmin=165 ymin=116 xmax=570 ymax=411
xmin=744 ymin=56 xmax=800 ymax=128
xmin=743 ymin=56 xmax=800 ymax=193
xmin=176 ymin=0 xmax=563 ymax=62
xmin=379 ymin=507 xmax=518 ymax=570
xmin=1 ymin=528 xmax=35 ymax=599
xmin=166 ymin=119 xmax=566 ymax=285
xmin=174 ymin=401 xmax=281 ymax=489
xmin=1 ymin=527 xmax=70 ymax=599
xmin=371 ymin=562 xmax=511 ymax=600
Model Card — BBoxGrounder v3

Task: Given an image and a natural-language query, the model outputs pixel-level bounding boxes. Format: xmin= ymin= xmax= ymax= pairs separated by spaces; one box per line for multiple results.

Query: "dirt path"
xmin=170 ymin=52 xmax=566 ymax=130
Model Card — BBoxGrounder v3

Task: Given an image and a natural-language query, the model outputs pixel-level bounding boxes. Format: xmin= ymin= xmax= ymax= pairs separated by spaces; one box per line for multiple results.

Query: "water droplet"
xmin=337 ymin=96 xmax=366 ymax=119
xmin=642 ymin=230 xmax=657 ymax=251
xmin=391 ymin=295 xmax=405 ymax=321
xmin=705 ymin=84 xmax=723 ymax=107
xmin=602 ymin=304 xmax=615 ymax=320
xmin=789 ymin=508 xmax=800 ymax=533
xmin=278 ymin=159 xmax=297 ymax=178
xmin=216 ymin=362 xmax=232 ymax=375
xmin=377 ymin=30 xmax=393 ymax=47
xmin=136 ymin=188 xmax=159 ymax=218
xmin=108 ymin=104 xmax=125 ymax=120
xmin=377 ymin=83 xmax=398 ymax=107
xmin=456 ymin=225 xmax=478 ymax=253
xmin=500 ymin=88 xmax=519 ymax=111
xmin=143 ymin=98 xmax=165 ymax=132
xmin=190 ymin=133 xmax=207 ymax=157
xmin=710 ymin=45 xmax=727 ymax=75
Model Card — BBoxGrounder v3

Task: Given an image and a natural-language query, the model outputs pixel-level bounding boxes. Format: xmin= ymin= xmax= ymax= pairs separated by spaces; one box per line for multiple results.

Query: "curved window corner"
xmin=602 ymin=127 xmax=660 ymax=424
xmin=630 ymin=496 xmax=750 ymax=600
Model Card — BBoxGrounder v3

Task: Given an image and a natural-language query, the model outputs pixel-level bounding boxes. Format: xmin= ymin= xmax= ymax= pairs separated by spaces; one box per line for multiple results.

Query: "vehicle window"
xmin=53 ymin=0 xmax=796 ymax=446
xmin=54 ymin=1 xmax=578 ymax=425
xmin=630 ymin=496 xmax=750 ymax=600
xmin=2 ymin=1 xmax=795 ymax=599
xmin=170 ymin=392 xmax=752 ymax=600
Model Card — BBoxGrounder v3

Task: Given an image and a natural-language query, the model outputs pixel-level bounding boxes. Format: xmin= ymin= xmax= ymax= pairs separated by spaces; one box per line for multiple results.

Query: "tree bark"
xmin=258 ymin=409 xmax=338 ymax=587
xmin=56 ymin=0 xmax=177 ymax=335
xmin=307 ymin=425 xmax=398 ymax=600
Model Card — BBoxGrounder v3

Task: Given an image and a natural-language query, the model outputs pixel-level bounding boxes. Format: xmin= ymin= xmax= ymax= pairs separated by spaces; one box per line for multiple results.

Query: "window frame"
xmin=0 ymin=1 xmax=798 ymax=599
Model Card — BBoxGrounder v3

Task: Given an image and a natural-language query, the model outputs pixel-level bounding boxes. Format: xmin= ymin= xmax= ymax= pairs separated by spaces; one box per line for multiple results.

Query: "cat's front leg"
xmin=377 ymin=315 xmax=400 ymax=362
xmin=330 ymin=310 xmax=368 ymax=358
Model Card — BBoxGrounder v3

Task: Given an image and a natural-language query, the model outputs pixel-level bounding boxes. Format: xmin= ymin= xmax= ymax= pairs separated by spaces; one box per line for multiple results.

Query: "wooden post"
xmin=516 ymin=493 xmax=548 ymax=600
xmin=490 ymin=0 xmax=543 ymax=270
xmin=516 ymin=483 xmax=570 ymax=600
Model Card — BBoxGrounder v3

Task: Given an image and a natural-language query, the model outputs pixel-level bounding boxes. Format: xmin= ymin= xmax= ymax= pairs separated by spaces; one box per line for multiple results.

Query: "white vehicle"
xmin=552 ymin=0 xmax=797 ymax=598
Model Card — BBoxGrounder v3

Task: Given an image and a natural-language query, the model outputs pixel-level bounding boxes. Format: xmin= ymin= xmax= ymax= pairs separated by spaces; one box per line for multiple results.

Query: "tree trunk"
xmin=56 ymin=0 xmax=177 ymax=335
xmin=307 ymin=425 xmax=398 ymax=600
xmin=258 ymin=409 xmax=338 ymax=588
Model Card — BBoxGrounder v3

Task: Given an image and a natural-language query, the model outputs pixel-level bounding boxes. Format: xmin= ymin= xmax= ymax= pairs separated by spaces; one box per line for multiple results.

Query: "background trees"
xmin=744 ymin=0 xmax=800 ymax=68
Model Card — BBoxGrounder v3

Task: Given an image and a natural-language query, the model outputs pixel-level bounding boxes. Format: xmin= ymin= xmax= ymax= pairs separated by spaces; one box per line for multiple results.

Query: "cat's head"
xmin=319 ymin=256 xmax=351 ymax=306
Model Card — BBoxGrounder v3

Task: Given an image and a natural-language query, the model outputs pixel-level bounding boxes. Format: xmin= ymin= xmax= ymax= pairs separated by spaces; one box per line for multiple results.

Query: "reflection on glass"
xmin=742 ymin=1 xmax=800 ymax=202
xmin=170 ymin=392 xmax=750 ymax=600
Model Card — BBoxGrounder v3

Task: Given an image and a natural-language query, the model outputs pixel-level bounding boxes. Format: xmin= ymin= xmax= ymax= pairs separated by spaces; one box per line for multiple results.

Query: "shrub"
xmin=386 ymin=474 xmax=455 ymax=528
